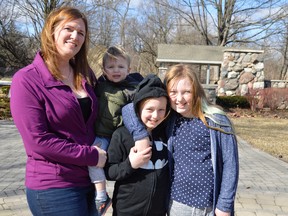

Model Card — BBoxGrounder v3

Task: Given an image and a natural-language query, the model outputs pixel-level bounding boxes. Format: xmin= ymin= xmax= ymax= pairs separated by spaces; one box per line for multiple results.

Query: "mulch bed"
xmin=226 ymin=108 xmax=288 ymax=119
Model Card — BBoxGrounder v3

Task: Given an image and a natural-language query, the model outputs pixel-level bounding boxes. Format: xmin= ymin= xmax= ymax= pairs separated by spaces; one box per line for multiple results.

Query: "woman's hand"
xmin=129 ymin=146 xmax=152 ymax=169
xmin=94 ymin=146 xmax=107 ymax=168
xmin=215 ymin=208 xmax=230 ymax=216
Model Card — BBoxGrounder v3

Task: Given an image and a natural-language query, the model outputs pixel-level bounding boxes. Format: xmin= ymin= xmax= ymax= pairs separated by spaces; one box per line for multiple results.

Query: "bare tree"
xmin=260 ymin=3 xmax=288 ymax=80
xmin=0 ymin=20 xmax=33 ymax=68
xmin=84 ymin=0 xmax=132 ymax=47
xmin=14 ymin=0 xmax=72 ymax=40
xmin=1 ymin=0 xmax=287 ymax=78
xmin=85 ymin=0 xmax=116 ymax=47
xmin=125 ymin=0 xmax=175 ymax=74
xmin=0 ymin=0 xmax=80 ymax=73
xmin=279 ymin=21 xmax=288 ymax=79
xmin=157 ymin=0 xmax=286 ymax=46
xmin=0 ymin=0 xmax=34 ymax=73
xmin=113 ymin=0 xmax=131 ymax=47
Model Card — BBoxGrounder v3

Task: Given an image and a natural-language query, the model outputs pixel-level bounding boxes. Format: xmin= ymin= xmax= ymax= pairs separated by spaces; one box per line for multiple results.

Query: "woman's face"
xmin=168 ymin=77 xmax=194 ymax=118
xmin=139 ymin=97 xmax=167 ymax=131
xmin=53 ymin=18 xmax=86 ymax=61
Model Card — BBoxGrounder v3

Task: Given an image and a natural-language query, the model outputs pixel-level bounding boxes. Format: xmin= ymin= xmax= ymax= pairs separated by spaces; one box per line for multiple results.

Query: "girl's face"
xmin=54 ymin=18 xmax=86 ymax=61
xmin=103 ymin=56 xmax=130 ymax=83
xmin=168 ymin=77 xmax=194 ymax=118
xmin=139 ymin=97 xmax=167 ymax=131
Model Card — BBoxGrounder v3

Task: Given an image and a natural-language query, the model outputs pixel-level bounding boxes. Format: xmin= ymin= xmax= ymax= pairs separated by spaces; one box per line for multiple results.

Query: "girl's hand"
xmin=129 ymin=146 xmax=152 ymax=169
xmin=215 ymin=208 xmax=230 ymax=216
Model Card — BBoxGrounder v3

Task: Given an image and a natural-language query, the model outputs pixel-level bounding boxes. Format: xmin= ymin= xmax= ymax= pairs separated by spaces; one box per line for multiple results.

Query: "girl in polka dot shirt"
xmin=122 ymin=64 xmax=239 ymax=216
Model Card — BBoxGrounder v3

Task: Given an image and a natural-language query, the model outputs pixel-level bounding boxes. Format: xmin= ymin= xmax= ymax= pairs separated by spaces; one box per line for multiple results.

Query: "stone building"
xmin=219 ymin=49 xmax=265 ymax=96
xmin=156 ymin=44 xmax=265 ymax=102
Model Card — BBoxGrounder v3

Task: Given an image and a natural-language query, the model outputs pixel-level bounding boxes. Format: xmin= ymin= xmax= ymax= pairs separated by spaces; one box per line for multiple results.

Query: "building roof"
xmin=156 ymin=44 xmax=264 ymax=65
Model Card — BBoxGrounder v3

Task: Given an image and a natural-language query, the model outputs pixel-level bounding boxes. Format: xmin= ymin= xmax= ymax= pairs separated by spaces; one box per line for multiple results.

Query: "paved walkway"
xmin=0 ymin=120 xmax=288 ymax=216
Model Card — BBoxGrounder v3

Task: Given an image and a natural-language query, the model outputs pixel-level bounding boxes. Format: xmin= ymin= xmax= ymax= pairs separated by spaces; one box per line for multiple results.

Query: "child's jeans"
xmin=88 ymin=136 xmax=110 ymax=183
xmin=169 ymin=200 xmax=213 ymax=216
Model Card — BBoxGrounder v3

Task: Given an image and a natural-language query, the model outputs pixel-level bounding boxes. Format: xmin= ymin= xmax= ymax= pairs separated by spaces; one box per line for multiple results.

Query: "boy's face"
xmin=103 ymin=56 xmax=130 ymax=83
xmin=139 ymin=97 xmax=167 ymax=131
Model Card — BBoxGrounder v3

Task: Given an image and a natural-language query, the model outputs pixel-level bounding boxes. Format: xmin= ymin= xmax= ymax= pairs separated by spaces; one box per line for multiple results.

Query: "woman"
xmin=122 ymin=64 xmax=239 ymax=216
xmin=10 ymin=6 xmax=106 ymax=216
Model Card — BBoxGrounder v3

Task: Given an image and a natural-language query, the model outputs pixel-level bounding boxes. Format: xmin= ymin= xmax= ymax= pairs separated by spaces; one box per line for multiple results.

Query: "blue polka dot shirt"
xmin=170 ymin=117 xmax=214 ymax=208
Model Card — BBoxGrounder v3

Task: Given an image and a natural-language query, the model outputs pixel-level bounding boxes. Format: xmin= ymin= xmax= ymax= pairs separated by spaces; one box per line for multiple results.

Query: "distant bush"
xmin=0 ymin=97 xmax=11 ymax=119
xmin=1 ymin=86 xmax=10 ymax=95
xmin=216 ymin=96 xmax=250 ymax=109
xmin=245 ymin=88 xmax=288 ymax=111
xmin=0 ymin=85 xmax=11 ymax=119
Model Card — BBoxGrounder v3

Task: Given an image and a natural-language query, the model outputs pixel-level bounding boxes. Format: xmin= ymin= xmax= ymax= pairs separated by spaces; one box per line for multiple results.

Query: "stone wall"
xmin=218 ymin=49 xmax=265 ymax=96
xmin=203 ymin=84 xmax=218 ymax=104
xmin=271 ymin=80 xmax=288 ymax=88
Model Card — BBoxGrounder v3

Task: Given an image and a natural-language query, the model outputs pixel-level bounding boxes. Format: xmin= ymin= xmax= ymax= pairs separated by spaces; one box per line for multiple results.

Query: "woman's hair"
xmin=41 ymin=6 xmax=91 ymax=89
xmin=102 ymin=46 xmax=131 ymax=69
xmin=164 ymin=64 xmax=234 ymax=133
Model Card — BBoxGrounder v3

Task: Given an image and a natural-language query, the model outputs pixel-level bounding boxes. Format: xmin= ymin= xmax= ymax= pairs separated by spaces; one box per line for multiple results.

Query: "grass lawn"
xmin=229 ymin=109 xmax=288 ymax=163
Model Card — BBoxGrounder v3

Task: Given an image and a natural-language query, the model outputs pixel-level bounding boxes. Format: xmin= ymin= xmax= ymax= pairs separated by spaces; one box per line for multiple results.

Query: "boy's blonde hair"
xmin=102 ymin=46 xmax=131 ymax=69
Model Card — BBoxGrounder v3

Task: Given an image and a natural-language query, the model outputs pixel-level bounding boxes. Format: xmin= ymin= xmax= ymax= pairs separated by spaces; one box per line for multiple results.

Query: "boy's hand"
xmin=129 ymin=146 xmax=152 ymax=169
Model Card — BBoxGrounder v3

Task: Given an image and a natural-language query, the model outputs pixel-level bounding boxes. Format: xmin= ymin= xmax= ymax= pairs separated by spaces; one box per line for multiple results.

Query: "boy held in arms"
xmin=88 ymin=46 xmax=146 ymax=215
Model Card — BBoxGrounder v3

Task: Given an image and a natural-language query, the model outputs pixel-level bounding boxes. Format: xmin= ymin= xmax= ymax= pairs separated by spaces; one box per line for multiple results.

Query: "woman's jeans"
xmin=26 ymin=185 xmax=98 ymax=216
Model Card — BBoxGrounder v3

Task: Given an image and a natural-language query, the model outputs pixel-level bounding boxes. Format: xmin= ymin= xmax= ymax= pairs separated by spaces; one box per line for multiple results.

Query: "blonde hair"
xmin=102 ymin=46 xmax=131 ymax=69
xmin=41 ymin=6 xmax=91 ymax=89
xmin=164 ymin=64 xmax=234 ymax=134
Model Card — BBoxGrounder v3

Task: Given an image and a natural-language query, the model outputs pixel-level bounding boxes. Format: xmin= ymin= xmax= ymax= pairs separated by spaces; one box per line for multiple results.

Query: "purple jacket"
xmin=10 ymin=52 xmax=99 ymax=190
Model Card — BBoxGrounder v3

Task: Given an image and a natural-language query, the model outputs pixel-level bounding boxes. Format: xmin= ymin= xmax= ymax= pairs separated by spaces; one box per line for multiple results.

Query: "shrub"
xmin=0 ymin=97 xmax=11 ymax=119
xmin=245 ymin=88 xmax=288 ymax=111
xmin=262 ymin=88 xmax=288 ymax=110
xmin=1 ymin=86 xmax=10 ymax=95
xmin=245 ymin=89 xmax=261 ymax=111
xmin=216 ymin=96 xmax=250 ymax=109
